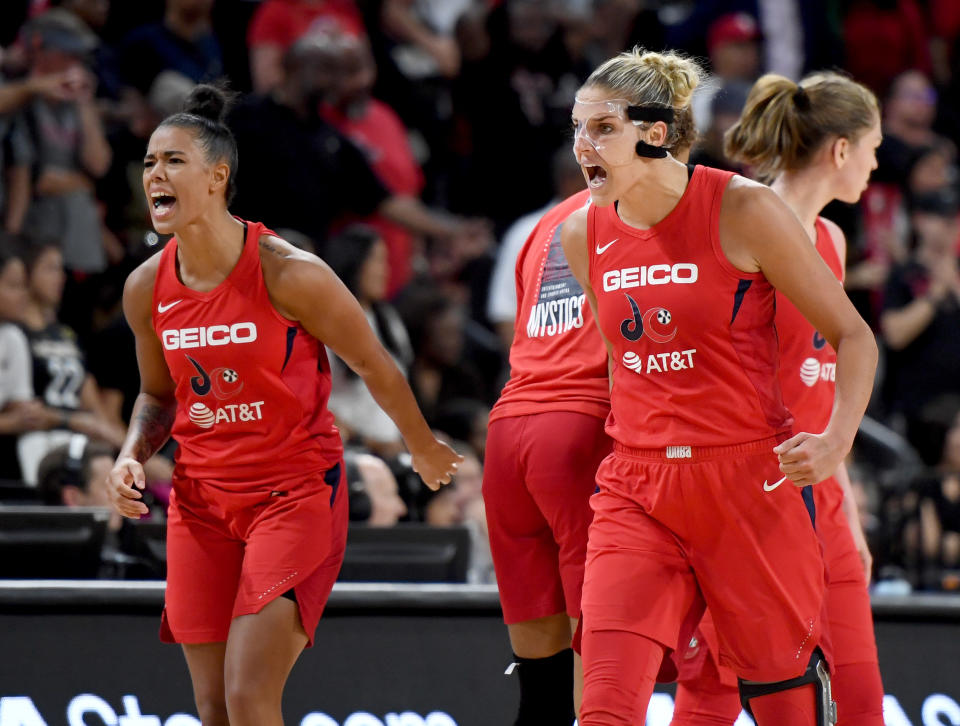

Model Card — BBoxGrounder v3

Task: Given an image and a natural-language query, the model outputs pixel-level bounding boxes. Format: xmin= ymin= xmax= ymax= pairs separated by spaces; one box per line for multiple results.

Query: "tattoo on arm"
xmin=259 ymin=239 xmax=288 ymax=258
xmin=130 ymin=400 xmax=175 ymax=462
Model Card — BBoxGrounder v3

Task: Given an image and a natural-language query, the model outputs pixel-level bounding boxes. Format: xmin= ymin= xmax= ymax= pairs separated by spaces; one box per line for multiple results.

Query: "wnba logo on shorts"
xmin=666 ymin=445 xmax=692 ymax=459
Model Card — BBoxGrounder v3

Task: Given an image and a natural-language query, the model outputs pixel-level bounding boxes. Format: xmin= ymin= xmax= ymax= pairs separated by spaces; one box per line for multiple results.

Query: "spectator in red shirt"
xmin=930 ymin=0 xmax=960 ymax=85
xmin=843 ymin=0 xmax=931 ymax=97
xmin=319 ymin=32 xmax=426 ymax=296
xmin=247 ymin=0 xmax=366 ymax=92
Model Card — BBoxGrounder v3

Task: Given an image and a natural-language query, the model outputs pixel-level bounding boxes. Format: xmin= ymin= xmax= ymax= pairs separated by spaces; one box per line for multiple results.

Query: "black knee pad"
xmin=738 ymin=649 xmax=837 ymax=726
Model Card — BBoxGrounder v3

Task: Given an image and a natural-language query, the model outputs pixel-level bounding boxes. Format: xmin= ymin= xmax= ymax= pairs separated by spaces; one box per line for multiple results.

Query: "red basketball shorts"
xmin=483 ymin=411 xmax=612 ymax=624
xmin=161 ymin=461 xmax=348 ymax=647
xmin=673 ymin=474 xmax=881 ymax=721
xmin=581 ymin=436 xmax=826 ymax=683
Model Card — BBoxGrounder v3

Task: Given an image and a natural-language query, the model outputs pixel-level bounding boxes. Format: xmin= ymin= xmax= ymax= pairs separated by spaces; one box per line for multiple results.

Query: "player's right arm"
xmin=560 ymin=207 xmax=616 ymax=387
xmin=259 ymin=236 xmax=462 ymax=491
xmin=108 ymin=257 xmax=176 ymax=519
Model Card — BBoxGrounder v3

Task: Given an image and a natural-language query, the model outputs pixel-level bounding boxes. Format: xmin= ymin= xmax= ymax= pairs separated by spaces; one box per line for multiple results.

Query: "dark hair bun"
xmin=183 ymin=84 xmax=235 ymax=124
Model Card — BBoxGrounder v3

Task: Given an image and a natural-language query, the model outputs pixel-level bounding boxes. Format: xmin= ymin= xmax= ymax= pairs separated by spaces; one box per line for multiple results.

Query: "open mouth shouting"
xmin=150 ymin=191 xmax=177 ymax=221
xmin=582 ymin=161 xmax=609 ymax=190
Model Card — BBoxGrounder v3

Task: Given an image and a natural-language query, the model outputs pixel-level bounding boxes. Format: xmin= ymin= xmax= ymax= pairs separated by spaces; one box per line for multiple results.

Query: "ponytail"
xmin=725 ymin=72 xmax=878 ymax=177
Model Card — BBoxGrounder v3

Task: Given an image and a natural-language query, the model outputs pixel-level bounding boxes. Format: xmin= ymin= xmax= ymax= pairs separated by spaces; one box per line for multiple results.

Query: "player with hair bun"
xmin=561 ymin=49 xmax=878 ymax=726
xmin=670 ymin=71 xmax=885 ymax=726
xmin=107 ymin=83 xmax=461 ymax=726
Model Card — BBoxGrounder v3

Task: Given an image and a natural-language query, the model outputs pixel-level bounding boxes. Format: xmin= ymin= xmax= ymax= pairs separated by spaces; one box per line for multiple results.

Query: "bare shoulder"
xmin=719 ymin=177 xmax=796 ymax=241
xmin=259 ymin=234 xmax=331 ymax=281
xmin=563 ymin=205 xmax=589 ymax=240
xmin=721 ymin=175 xmax=785 ymax=219
xmin=258 ymin=233 xmax=317 ymax=265
xmin=719 ymin=176 xmax=806 ymax=273
xmin=258 ymin=234 xmax=339 ymax=319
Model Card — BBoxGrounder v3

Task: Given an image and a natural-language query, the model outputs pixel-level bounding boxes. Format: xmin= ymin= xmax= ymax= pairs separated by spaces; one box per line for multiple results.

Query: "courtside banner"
xmin=0 ymin=584 xmax=957 ymax=726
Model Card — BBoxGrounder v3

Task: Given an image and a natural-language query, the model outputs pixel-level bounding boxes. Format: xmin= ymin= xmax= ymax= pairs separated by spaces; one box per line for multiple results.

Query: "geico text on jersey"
xmin=602 ymin=263 xmax=698 ymax=292
xmin=161 ymin=323 xmax=258 ymax=350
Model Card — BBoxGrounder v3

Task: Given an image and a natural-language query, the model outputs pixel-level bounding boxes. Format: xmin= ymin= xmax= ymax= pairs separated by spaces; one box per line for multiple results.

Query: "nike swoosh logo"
xmin=157 ymin=300 xmax=182 ymax=313
xmin=596 ymin=238 xmax=618 ymax=254
xmin=763 ymin=475 xmax=788 ymax=492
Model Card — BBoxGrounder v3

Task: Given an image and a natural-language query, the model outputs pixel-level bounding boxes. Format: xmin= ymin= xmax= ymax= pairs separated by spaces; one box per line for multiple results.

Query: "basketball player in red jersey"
xmin=560 ymin=49 xmax=878 ymax=726
xmin=669 ymin=72 xmax=885 ymax=726
xmin=106 ymin=85 xmax=461 ymax=726
xmin=483 ymin=188 xmax=612 ymax=725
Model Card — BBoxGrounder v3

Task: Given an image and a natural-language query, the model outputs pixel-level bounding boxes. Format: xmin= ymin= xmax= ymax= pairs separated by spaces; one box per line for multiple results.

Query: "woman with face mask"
xmin=561 ymin=49 xmax=878 ymax=726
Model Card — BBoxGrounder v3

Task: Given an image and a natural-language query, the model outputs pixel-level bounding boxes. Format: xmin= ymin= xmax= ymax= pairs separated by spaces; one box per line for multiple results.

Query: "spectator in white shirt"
xmin=0 ymin=237 xmax=58 ymax=480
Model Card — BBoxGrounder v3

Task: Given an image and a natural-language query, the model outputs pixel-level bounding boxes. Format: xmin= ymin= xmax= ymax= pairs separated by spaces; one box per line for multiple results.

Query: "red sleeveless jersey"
xmin=776 ymin=218 xmax=843 ymax=436
xmin=587 ymin=165 xmax=793 ymax=449
xmin=491 ymin=190 xmax=610 ymax=422
xmin=152 ymin=220 xmax=342 ymax=486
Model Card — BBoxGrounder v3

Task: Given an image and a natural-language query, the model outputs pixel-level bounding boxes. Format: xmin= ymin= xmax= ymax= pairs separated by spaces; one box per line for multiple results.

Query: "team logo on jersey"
xmin=189 ymin=402 xmax=216 ymax=428
xmin=212 ymin=367 xmax=244 ymax=399
xmin=187 ymin=399 xmax=265 ymax=428
xmin=812 ymin=331 xmax=827 ymax=350
xmin=183 ymin=357 xmax=262 ymax=428
xmin=799 ymin=357 xmax=835 ymax=387
xmin=622 ymin=348 xmax=697 ymax=375
xmin=619 ymin=295 xmax=677 ymax=344
xmin=623 ymin=351 xmax=644 ymax=372
xmin=187 ymin=356 xmax=212 ymax=395
xmin=186 ymin=357 xmax=245 ymax=400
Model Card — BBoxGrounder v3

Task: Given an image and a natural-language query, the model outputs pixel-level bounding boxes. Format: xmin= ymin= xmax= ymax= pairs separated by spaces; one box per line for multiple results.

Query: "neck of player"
xmin=173 ymin=209 xmax=246 ymax=289
xmin=771 ymin=169 xmax=835 ymax=243
xmin=616 ymin=156 xmax=690 ymax=230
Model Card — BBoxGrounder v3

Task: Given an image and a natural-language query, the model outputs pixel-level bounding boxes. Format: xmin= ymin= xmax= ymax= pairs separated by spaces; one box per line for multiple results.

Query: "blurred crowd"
xmin=0 ymin=0 xmax=958 ymax=591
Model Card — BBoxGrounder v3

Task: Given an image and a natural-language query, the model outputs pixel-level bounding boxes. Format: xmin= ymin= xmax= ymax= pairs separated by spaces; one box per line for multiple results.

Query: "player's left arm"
xmin=720 ymin=182 xmax=877 ymax=487
xmin=260 ymin=236 xmax=462 ymax=490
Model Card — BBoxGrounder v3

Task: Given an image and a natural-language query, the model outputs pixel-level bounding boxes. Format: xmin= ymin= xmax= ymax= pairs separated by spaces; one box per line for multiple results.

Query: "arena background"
xmin=1 ymin=1 xmax=960 ymax=725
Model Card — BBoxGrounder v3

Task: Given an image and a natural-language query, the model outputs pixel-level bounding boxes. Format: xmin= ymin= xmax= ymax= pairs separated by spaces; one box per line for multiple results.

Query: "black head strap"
xmin=627 ymin=105 xmax=674 ymax=158
xmin=626 ymin=105 xmax=675 ymax=124
xmin=635 ymin=140 xmax=669 ymax=158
